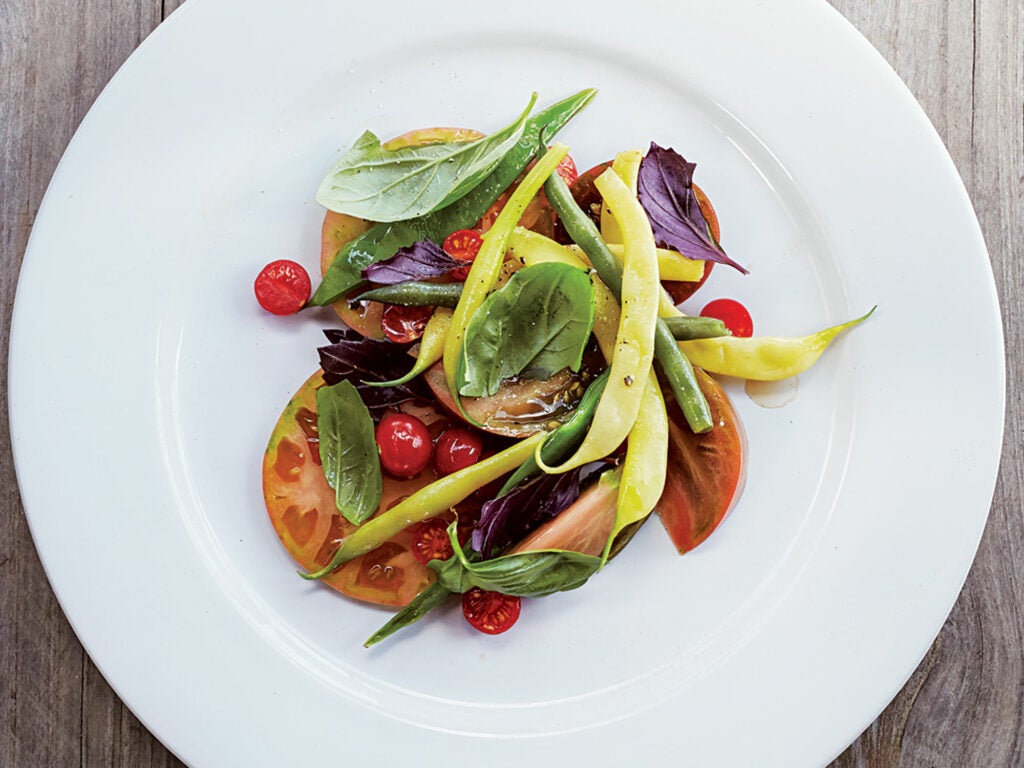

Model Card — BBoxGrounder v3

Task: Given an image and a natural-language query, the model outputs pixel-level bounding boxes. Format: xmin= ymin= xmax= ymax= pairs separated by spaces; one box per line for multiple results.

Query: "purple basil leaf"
xmin=472 ymin=468 xmax=583 ymax=558
xmin=317 ymin=328 xmax=430 ymax=418
xmin=361 ymin=239 xmax=461 ymax=285
xmin=637 ymin=142 xmax=748 ymax=274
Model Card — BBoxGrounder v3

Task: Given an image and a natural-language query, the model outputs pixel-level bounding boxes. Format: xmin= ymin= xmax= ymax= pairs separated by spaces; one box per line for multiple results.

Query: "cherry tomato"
xmin=700 ymin=298 xmax=753 ymax=338
xmin=442 ymin=229 xmax=483 ymax=281
xmin=380 ymin=304 xmax=434 ymax=344
xmin=376 ymin=413 xmax=433 ymax=478
xmin=555 ymin=153 xmax=578 ymax=187
xmin=462 ymin=588 xmax=521 ymax=635
xmin=410 ymin=518 xmax=454 ymax=565
xmin=434 ymin=428 xmax=483 ymax=476
xmin=254 ymin=260 xmax=311 ymax=315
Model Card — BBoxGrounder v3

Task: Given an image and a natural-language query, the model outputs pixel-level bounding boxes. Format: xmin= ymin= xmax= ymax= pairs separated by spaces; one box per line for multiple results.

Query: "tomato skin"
xmin=380 ymin=304 xmax=434 ymax=344
xmin=462 ymin=588 xmax=521 ymax=635
xmin=555 ymin=153 xmax=578 ymax=187
xmin=442 ymin=229 xmax=483 ymax=281
xmin=656 ymin=369 xmax=746 ymax=553
xmin=376 ymin=413 xmax=433 ymax=478
xmin=254 ymin=260 xmax=311 ymax=315
xmin=434 ymin=428 xmax=483 ymax=476
xmin=410 ymin=518 xmax=455 ymax=565
xmin=700 ymin=298 xmax=753 ymax=338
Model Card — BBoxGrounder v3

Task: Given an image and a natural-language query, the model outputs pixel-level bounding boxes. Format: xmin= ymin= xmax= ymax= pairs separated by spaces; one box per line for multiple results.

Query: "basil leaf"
xmin=316 ymin=380 xmax=382 ymax=525
xmin=458 ymin=263 xmax=594 ymax=397
xmin=362 ymin=239 xmax=461 ymax=285
xmin=637 ymin=142 xmax=748 ymax=273
xmin=429 ymin=523 xmax=601 ymax=597
xmin=306 ymin=88 xmax=598 ymax=307
xmin=316 ymin=95 xmax=536 ymax=223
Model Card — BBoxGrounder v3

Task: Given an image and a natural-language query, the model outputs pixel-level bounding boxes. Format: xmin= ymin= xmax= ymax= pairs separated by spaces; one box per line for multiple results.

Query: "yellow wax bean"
xmin=678 ymin=308 xmax=875 ymax=381
xmin=443 ymin=143 xmax=570 ymax=398
xmin=537 ymin=168 xmax=659 ymax=473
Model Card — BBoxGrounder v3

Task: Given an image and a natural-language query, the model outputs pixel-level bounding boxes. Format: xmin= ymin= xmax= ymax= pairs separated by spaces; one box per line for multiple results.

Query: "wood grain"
xmin=1 ymin=1 xmax=1020 ymax=766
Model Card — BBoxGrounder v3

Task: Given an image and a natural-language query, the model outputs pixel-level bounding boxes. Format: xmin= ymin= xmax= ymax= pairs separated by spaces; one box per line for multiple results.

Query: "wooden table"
xmin=2 ymin=1 xmax=1021 ymax=765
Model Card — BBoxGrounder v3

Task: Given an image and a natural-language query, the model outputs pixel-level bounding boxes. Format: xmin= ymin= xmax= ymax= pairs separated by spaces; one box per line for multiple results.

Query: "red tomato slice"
xmin=263 ymin=371 xmax=449 ymax=606
xmin=656 ymin=368 xmax=746 ymax=553
xmin=462 ymin=588 xmax=521 ymax=635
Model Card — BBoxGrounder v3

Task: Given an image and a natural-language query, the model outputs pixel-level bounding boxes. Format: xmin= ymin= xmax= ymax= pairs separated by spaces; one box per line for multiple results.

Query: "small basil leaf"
xmin=459 ymin=263 xmax=595 ymax=397
xmin=316 ymin=95 xmax=536 ymax=223
xmin=637 ymin=142 xmax=748 ymax=274
xmin=362 ymin=240 xmax=461 ymax=285
xmin=473 ymin=469 xmax=583 ymax=558
xmin=429 ymin=523 xmax=601 ymax=597
xmin=316 ymin=380 xmax=382 ymax=525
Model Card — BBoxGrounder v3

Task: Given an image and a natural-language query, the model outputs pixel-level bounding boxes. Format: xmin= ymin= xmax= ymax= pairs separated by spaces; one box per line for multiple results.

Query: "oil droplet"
xmin=745 ymin=376 xmax=799 ymax=409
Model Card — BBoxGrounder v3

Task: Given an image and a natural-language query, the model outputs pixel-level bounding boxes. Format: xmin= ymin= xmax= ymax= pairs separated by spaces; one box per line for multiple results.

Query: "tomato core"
xmin=434 ymin=428 xmax=483 ymax=476
xmin=442 ymin=229 xmax=484 ymax=281
xmin=700 ymin=298 xmax=753 ymax=338
xmin=380 ymin=304 xmax=434 ymax=344
xmin=375 ymin=413 xmax=433 ymax=478
xmin=462 ymin=588 xmax=521 ymax=635
xmin=410 ymin=518 xmax=455 ymax=565
xmin=254 ymin=260 xmax=311 ymax=315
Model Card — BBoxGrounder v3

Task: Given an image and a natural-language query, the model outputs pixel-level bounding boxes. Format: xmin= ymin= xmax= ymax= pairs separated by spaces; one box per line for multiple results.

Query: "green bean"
xmin=355 ymin=282 xmax=462 ymax=308
xmin=540 ymin=149 xmax=713 ymax=433
xmin=661 ymin=315 xmax=731 ymax=340
xmin=363 ymin=581 xmax=450 ymax=648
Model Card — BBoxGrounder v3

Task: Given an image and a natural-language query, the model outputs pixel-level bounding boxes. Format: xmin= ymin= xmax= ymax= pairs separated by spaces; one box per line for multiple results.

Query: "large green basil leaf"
xmin=458 ymin=262 xmax=594 ymax=397
xmin=428 ymin=523 xmax=602 ymax=597
xmin=316 ymin=95 xmax=536 ymax=223
xmin=316 ymin=380 xmax=381 ymax=525
xmin=306 ymin=88 xmax=598 ymax=307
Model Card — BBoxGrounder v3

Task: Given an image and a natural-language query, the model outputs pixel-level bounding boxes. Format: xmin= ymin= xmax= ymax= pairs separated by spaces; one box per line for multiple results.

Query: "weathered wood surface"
xmin=0 ymin=0 xmax=1020 ymax=765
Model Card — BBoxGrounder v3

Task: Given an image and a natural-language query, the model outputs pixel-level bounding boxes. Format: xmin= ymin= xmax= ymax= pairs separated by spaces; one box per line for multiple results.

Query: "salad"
xmin=258 ymin=89 xmax=870 ymax=645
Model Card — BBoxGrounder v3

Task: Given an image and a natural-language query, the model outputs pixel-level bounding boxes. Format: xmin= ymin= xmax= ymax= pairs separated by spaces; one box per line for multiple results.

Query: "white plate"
xmin=9 ymin=0 xmax=1004 ymax=765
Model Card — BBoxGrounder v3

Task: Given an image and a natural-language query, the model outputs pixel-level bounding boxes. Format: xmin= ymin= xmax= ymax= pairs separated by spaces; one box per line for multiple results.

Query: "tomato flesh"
xmin=254 ymin=260 xmax=311 ymax=315
xmin=434 ymin=428 xmax=483 ymax=476
xmin=380 ymin=304 xmax=434 ymax=344
xmin=700 ymin=298 xmax=753 ymax=338
xmin=410 ymin=518 xmax=455 ymax=565
xmin=442 ymin=229 xmax=483 ymax=281
xmin=376 ymin=413 xmax=433 ymax=478
xmin=656 ymin=369 xmax=746 ymax=552
xmin=462 ymin=588 xmax=521 ymax=635
xmin=262 ymin=372 xmax=446 ymax=606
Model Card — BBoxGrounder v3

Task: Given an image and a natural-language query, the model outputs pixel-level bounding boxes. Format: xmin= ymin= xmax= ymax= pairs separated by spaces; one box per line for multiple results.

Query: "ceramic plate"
xmin=9 ymin=0 xmax=1004 ymax=765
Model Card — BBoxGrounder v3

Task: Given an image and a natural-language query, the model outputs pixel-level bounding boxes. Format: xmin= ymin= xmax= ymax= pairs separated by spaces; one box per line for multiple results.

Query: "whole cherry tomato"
xmin=375 ymin=413 xmax=432 ymax=478
xmin=254 ymin=260 xmax=311 ymax=315
xmin=434 ymin=428 xmax=483 ymax=476
xmin=462 ymin=588 xmax=521 ymax=635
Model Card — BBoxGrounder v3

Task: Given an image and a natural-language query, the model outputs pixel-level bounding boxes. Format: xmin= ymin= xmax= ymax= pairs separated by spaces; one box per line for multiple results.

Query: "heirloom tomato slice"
xmin=656 ymin=368 xmax=746 ymax=553
xmin=262 ymin=371 xmax=448 ymax=606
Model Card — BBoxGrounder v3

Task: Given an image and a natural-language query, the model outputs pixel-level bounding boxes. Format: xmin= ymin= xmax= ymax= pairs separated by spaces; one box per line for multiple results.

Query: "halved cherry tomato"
xmin=376 ymin=413 xmax=433 ymax=478
xmin=254 ymin=260 xmax=311 ymax=315
xmin=434 ymin=427 xmax=483 ymax=476
xmin=462 ymin=588 xmax=521 ymax=635
xmin=442 ymin=229 xmax=483 ymax=281
xmin=262 ymin=372 xmax=449 ymax=606
xmin=410 ymin=517 xmax=454 ymax=565
xmin=380 ymin=303 xmax=434 ymax=344
xmin=555 ymin=153 xmax=578 ymax=187
xmin=656 ymin=369 xmax=746 ymax=553
xmin=700 ymin=298 xmax=753 ymax=338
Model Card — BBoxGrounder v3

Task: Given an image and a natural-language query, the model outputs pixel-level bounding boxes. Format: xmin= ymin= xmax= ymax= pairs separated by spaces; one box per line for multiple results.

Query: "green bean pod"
xmin=356 ymin=281 xmax=462 ymax=308
xmin=540 ymin=149 xmax=713 ymax=433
